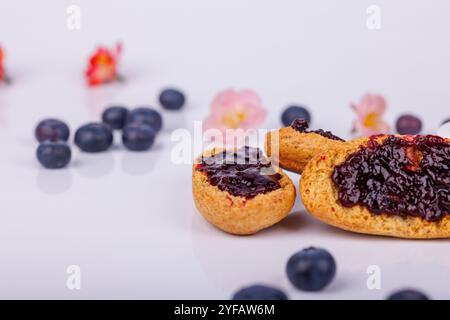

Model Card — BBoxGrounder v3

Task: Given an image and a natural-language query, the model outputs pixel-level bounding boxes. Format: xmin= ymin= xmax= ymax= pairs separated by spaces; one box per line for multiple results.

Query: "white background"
xmin=0 ymin=0 xmax=449 ymax=299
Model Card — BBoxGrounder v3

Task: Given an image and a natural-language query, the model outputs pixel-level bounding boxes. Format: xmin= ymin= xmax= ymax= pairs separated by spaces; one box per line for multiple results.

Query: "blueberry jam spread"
xmin=196 ymin=146 xmax=282 ymax=198
xmin=332 ymin=135 xmax=450 ymax=221
xmin=291 ymin=119 xmax=345 ymax=141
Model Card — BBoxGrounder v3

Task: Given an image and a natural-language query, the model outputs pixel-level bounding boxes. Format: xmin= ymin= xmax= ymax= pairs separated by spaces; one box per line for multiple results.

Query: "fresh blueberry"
xmin=36 ymin=141 xmax=71 ymax=169
xmin=388 ymin=289 xmax=429 ymax=300
xmin=281 ymin=105 xmax=311 ymax=126
xmin=286 ymin=247 xmax=336 ymax=291
xmin=122 ymin=123 xmax=156 ymax=151
xmin=102 ymin=106 xmax=130 ymax=130
xmin=159 ymin=88 xmax=186 ymax=110
xmin=127 ymin=107 xmax=163 ymax=132
xmin=396 ymin=114 xmax=422 ymax=135
xmin=74 ymin=123 xmax=113 ymax=153
xmin=232 ymin=285 xmax=288 ymax=300
xmin=35 ymin=119 xmax=70 ymax=143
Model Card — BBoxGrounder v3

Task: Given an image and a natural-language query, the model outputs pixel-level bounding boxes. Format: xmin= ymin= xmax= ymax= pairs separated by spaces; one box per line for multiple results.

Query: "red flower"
xmin=0 ymin=47 xmax=4 ymax=81
xmin=85 ymin=43 xmax=122 ymax=86
xmin=0 ymin=46 xmax=11 ymax=84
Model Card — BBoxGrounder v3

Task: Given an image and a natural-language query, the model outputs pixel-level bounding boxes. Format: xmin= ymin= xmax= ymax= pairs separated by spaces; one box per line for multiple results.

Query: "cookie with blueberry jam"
xmin=192 ymin=146 xmax=296 ymax=235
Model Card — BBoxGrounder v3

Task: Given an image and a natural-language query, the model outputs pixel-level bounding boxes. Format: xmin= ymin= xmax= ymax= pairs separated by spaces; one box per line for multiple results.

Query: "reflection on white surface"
xmin=74 ymin=151 xmax=115 ymax=179
xmin=190 ymin=211 xmax=306 ymax=293
xmin=162 ymin=110 xmax=187 ymax=133
xmin=36 ymin=168 xmax=74 ymax=194
xmin=191 ymin=205 xmax=450 ymax=299
xmin=120 ymin=147 xmax=161 ymax=176
xmin=84 ymin=84 xmax=124 ymax=121
xmin=0 ymin=90 xmax=9 ymax=128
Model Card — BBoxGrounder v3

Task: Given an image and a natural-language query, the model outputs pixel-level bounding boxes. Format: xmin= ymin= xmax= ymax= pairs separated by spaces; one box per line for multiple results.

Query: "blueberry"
xmin=286 ymin=247 xmax=336 ymax=291
xmin=36 ymin=141 xmax=71 ymax=169
xmin=102 ymin=106 xmax=130 ymax=130
xmin=441 ymin=118 xmax=450 ymax=125
xmin=388 ymin=289 xmax=429 ymax=300
xmin=127 ymin=107 xmax=163 ymax=132
xmin=122 ymin=123 xmax=156 ymax=151
xmin=159 ymin=88 xmax=186 ymax=110
xmin=74 ymin=123 xmax=113 ymax=153
xmin=35 ymin=119 xmax=70 ymax=143
xmin=232 ymin=285 xmax=288 ymax=300
xmin=281 ymin=105 xmax=311 ymax=126
xmin=396 ymin=114 xmax=422 ymax=135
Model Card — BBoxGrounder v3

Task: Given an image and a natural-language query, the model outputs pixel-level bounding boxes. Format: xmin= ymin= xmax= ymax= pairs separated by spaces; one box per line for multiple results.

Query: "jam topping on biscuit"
xmin=332 ymin=135 xmax=450 ymax=221
xmin=197 ymin=146 xmax=282 ymax=198
xmin=291 ymin=119 xmax=345 ymax=142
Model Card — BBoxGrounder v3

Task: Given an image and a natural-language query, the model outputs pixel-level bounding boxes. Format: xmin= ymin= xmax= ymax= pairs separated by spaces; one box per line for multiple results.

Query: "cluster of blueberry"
xmin=281 ymin=105 xmax=449 ymax=135
xmin=35 ymin=88 xmax=185 ymax=169
xmin=233 ymin=247 xmax=429 ymax=300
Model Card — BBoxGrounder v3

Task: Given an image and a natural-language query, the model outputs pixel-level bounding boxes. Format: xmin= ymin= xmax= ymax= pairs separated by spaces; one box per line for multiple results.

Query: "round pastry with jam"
xmin=297 ymin=134 xmax=450 ymax=239
xmin=192 ymin=146 xmax=296 ymax=235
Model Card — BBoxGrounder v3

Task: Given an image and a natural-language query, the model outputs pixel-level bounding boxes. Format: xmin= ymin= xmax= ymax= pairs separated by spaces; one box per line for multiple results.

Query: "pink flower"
xmin=203 ymin=89 xmax=266 ymax=133
xmin=351 ymin=93 xmax=390 ymax=136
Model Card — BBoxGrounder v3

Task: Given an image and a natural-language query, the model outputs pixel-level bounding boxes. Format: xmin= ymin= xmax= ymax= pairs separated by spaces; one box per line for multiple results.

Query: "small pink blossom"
xmin=351 ymin=93 xmax=390 ymax=136
xmin=203 ymin=89 xmax=266 ymax=146
xmin=204 ymin=89 xmax=266 ymax=131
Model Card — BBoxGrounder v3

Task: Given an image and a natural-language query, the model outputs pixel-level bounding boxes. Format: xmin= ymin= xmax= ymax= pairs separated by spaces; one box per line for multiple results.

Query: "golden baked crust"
xmin=300 ymin=135 xmax=450 ymax=239
xmin=192 ymin=148 xmax=296 ymax=235
xmin=265 ymin=127 xmax=346 ymax=174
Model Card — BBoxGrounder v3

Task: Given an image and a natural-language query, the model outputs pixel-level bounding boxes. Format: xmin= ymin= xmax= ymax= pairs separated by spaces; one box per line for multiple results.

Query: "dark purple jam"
xmin=291 ymin=119 xmax=345 ymax=141
xmin=197 ymin=146 xmax=282 ymax=199
xmin=332 ymin=135 xmax=450 ymax=221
